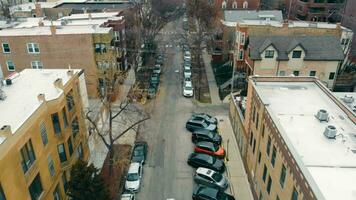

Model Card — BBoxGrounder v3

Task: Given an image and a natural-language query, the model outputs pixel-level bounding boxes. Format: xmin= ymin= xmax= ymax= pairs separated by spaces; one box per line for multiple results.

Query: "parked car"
xmin=186 ymin=119 xmax=217 ymax=132
xmin=183 ymin=82 xmax=194 ymax=97
xmin=125 ymin=162 xmax=143 ymax=192
xmin=184 ymin=76 xmax=192 ymax=85
xmin=192 ymin=130 xmax=222 ymax=145
xmin=150 ymin=74 xmax=160 ymax=86
xmin=183 ymin=63 xmax=191 ymax=71
xmin=183 ymin=44 xmax=190 ymax=51
xmin=148 ymin=84 xmax=157 ymax=99
xmin=194 ymin=167 xmax=229 ymax=190
xmin=184 ymin=51 xmax=191 ymax=57
xmin=194 ymin=141 xmax=225 ymax=158
xmin=191 ymin=113 xmax=218 ymax=125
xmin=120 ymin=192 xmax=135 ymax=200
xmin=131 ymin=141 xmax=148 ymax=164
xmin=153 ymin=64 xmax=161 ymax=74
xmin=184 ymin=56 xmax=191 ymax=62
xmin=187 ymin=153 xmax=225 ymax=173
xmin=184 ymin=69 xmax=192 ymax=78
xmin=192 ymin=185 xmax=235 ymax=200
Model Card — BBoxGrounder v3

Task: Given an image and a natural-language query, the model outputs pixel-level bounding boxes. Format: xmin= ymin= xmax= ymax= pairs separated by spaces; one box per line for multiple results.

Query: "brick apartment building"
xmin=229 ymin=76 xmax=356 ymax=200
xmin=0 ymin=69 xmax=90 ymax=200
xmin=234 ymin=20 xmax=353 ymax=89
xmin=341 ymin=0 xmax=356 ymax=63
xmin=0 ymin=12 xmax=126 ymax=98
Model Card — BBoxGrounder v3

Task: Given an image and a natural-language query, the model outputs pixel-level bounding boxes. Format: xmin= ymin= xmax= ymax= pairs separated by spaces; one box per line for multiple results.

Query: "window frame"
xmin=39 ymin=122 xmax=48 ymax=146
xmin=329 ymin=72 xmax=335 ymax=80
xmin=279 ymin=164 xmax=286 ymax=188
xmin=279 ymin=71 xmax=286 ymax=76
xmin=293 ymin=70 xmax=299 ymax=76
xmin=266 ymin=175 xmax=272 ymax=194
xmin=0 ymin=184 xmax=6 ymax=200
xmin=264 ymin=50 xmax=274 ymax=59
xmin=6 ymin=60 xmax=15 ymax=71
xmin=309 ymin=71 xmax=316 ymax=76
xmin=292 ymin=50 xmax=302 ymax=58
xmin=47 ymin=156 xmax=55 ymax=177
xmin=262 ymin=164 xmax=267 ymax=182
xmin=20 ymin=139 xmax=36 ymax=174
xmin=28 ymin=174 xmax=43 ymax=200
xmin=31 ymin=61 xmax=43 ymax=69
xmin=271 ymin=146 xmax=277 ymax=167
xmin=2 ymin=43 xmax=10 ymax=53
xmin=51 ymin=113 xmax=62 ymax=135
xmin=57 ymin=143 xmax=67 ymax=163
xmin=27 ymin=43 xmax=40 ymax=54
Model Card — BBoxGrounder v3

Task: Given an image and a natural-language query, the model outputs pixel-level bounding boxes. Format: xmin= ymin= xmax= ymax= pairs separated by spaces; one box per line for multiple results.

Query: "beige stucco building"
xmin=0 ymin=69 xmax=90 ymax=200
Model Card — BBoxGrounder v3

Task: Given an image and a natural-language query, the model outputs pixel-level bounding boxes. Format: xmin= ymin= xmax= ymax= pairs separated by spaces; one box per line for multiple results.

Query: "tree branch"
xmin=86 ymin=111 xmax=110 ymax=149
xmin=113 ymin=117 xmax=150 ymax=142
xmin=111 ymin=101 xmax=130 ymax=120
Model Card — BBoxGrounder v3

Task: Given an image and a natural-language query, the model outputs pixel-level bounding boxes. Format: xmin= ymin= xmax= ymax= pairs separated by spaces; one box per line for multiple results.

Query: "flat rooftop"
xmin=254 ymin=81 xmax=356 ymax=200
xmin=0 ymin=69 xmax=81 ymax=144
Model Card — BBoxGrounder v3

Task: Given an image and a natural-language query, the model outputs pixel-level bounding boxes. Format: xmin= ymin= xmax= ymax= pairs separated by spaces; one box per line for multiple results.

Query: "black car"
xmin=191 ymin=113 xmax=218 ymax=125
xmin=131 ymin=141 xmax=148 ymax=164
xmin=192 ymin=185 xmax=235 ymax=200
xmin=186 ymin=119 xmax=217 ymax=133
xmin=187 ymin=153 xmax=225 ymax=173
xmin=192 ymin=130 xmax=222 ymax=145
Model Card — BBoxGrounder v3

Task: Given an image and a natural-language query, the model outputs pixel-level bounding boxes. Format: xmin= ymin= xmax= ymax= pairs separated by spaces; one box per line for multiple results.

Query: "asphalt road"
xmin=137 ymin=19 xmax=229 ymax=200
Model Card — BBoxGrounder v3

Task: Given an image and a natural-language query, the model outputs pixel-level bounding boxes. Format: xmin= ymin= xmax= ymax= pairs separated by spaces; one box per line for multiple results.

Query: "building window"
xmin=72 ymin=117 xmax=79 ymax=138
xmin=291 ymin=188 xmax=298 ymax=200
xmin=76 ymin=143 xmax=83 ymax=158
xmin=39 ymin=123 xmax=48 ymax=146
xmin=329 ymin=72 xmax=335 ymax=80
xmin=28 ymin=174 xmax=43 ymax=200
xmin=62 ymin=172 xmax=68 ymax=192
xmin=262 ymin=164 xmax=267 ymax=182
xmin=66 ymin=90 xmax=75 ymax=111
xmin=265 ymin=50 xmax=274 ymax=58
xmin=2 ymin=43 xmax=10 ymax=53
xmin=243 ymin=1 xmax=248 ymax=8
xmin=271 ymin=146 xmax=276 ymax=167
xmin=221 ymin=1 xmax=227 ymax=9
xmin=20 ymin=140 xmax=36 ymax=173
xmin=262 ymin=125 xmax=265 ymax=138
xmin=258 ymin=151 xmax=261 ymax=163
xmin=259 ymin=191 xmax=263 ymax=200
xmin=266 ymin=176 xmax=272 ymax=194
xmin=62 ymin=108 xmax=68 ymax=128
xmin=238 ymin=50 xmax=244 ymax=60
xmin=57 ymin=144 xmax=67 ymax=163
xmin=53 ymin=184 xmax=61 ymax=200
xmin=276 ymin=196 xmax=280 ymax=200
xmin=27 ymin=43 xmax=40 ymax=53
xmin=293 ymin=71 xmax=299 ymax=76
xmin=51 ymin=113 xmax=61 ymax=134
xmin=94 ymin=43 xmax=107 ymax=54
xmin=279 ymin=71 xmax=285 ymax=76
xmin=252 ymin=106 xmax=256 ymax=122
xmin=6 ymin=60 xmax=15 ymax=71
xmin=31 ymin=61 xmax=43 ymax=69
xmin=252 ymin=139 xmax=256 ymax=153
xmin=0 ymin=185 xmax=6 ymax=200
xmin=309 ymin=71 xmax=316 ymax=76
xmin=47 ymin=156 xmax=55 ymax=177
xmin=292 ymin=50 xmax=302 ymax=58
xmin=266 ymin=136 xmax=271 ymax=157
xmin=240 ymin=33 xmax=245 ymax=44
xmin=256 ymin=114 xmax=259 ymax=129
xmin=249 ymin=131 xmax=253 ymax=146
xmin=67 ymin=137 xmax=74 ymax=156
xmin=232 ymin=1 xmax=237 ymax=9
xmin=279 ymin=164 xmax=286 ymax=188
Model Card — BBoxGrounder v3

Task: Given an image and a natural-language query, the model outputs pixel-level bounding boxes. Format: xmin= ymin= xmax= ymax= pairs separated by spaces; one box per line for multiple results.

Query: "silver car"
xmin=194 ymin=167 xmax=229 ymax=190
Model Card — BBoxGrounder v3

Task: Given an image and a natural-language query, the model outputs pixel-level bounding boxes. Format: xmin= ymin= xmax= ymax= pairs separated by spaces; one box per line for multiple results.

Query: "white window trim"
xmin=27 ymin=43 xmax=40 ymax=54
xmin=2 ymin=43 xmax=10 ymax=53
xmin=6 ymin=60 xmax=15 ymax=71
xmin=31 ymin=61 xmax=43 ymax=69
xmin=232 ymin=1 xmax=238 ymax=9
xmin=222 ymin=1 xmax=227 ymax=9
xmin=240 ymin=33 xmax=245 ymax=45
xmin=243 ymin=1 xmax=248 ymax=9
xmin=238 ymin=50 xmax=244 ymax=60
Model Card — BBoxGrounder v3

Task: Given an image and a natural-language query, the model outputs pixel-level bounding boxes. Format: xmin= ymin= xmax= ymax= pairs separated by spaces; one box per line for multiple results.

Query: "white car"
xmin=185 ymin=51 xmax=191 ymax=57
xmin=125 ymin=162 xmax=143 ymax=192
xmin=184 ymin=69 xmax=192 ymax=78
xmin=184 ymin=63 xmax=191 ymax=71
xmin=184 ymin=77 xmax=192 ymax=86
xmin=120 ymin=193 xmax=135 ymax=200
xmin=183 ymin=82 xmax=194 ymax=97
xmin=184 ymin=55 xmax=191 ymax=62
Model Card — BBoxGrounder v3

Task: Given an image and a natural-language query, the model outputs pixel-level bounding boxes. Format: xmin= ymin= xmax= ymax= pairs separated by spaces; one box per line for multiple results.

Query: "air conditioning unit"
xmin=316 ymin=109 xmax=329 ymax=122
xmin=324 ymin=125 xmax=337 ymax=139
xmin=342 ymin=94 xmax=354 ymax=104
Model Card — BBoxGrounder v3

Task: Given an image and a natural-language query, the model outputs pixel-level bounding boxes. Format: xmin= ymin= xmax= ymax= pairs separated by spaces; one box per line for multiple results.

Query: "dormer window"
xmin=292 ymin=50 xmax=302 ymax=58
xmin=222 ymin=1 xmax=227 ymax=9
xmin=265 ymin=50 xmax=274 ymax=58
xmin=232 ymin=1 xmax=237 ymax=9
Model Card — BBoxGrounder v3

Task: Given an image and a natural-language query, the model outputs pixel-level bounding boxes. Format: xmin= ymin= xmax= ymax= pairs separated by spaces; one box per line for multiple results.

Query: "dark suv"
xmin=187 ymin=153 xmax=225 ymax=173
xmin=192 ymin=130 xmax=222 ymax=145
xmin=186 ymin=119 xmax=217 ymax=133
xmin=192 ymin=185 xmax=235 ymax=200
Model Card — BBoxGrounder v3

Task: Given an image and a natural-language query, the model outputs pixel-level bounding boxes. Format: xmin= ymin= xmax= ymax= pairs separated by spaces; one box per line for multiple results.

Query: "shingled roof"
xmin=249 ymin=35 xmax=344 ymax=61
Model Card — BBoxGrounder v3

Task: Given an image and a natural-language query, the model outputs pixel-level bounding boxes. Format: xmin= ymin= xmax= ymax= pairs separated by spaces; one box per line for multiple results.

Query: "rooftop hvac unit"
xmin=342 ymin=95 xmax=354 ymax=104
xmin=316 ymin=109 xmax=329 ymax=122
xmin=0 ymin=89 xmax=6 ymax=100
xmin=324 ymin=125 xmax=337 ymax=139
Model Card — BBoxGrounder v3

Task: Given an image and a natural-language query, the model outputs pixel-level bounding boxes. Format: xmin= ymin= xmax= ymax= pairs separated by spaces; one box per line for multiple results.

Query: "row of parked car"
xmin=182 ymin=44 xmax=194 ymax=97
xmin=186 ymin=113 xmax=235 ymax=200
xmin=120 ymin=141 xmax=148 ymax=200
xmin=148 ymin=54 xmax=164 ymax=99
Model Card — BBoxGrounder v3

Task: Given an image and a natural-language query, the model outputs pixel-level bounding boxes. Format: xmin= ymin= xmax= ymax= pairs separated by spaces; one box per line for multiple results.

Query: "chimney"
xmin=282 ymin=20 xmax=289 ymax=28
xmin=336 ymin=23 xmax=341 ymax=29
xmin=53 ymin=78 xmax=63 ymax=89
xmin=50 ymin=20 xmax=56 ymax=35
xmin=38 ymin=19 xmax=44 ymax=27
xmin=37 ymin=93 xmax=46 ymax=102
xmin=0 ymin=125 xmax=11 ymax=137
xmin=35 ymin=3 xmax=42 ymax=17
xmin=67 ymin=70 xmax=74 ymax=77
xmin=88 ymin=13 xmax=92 ymax=20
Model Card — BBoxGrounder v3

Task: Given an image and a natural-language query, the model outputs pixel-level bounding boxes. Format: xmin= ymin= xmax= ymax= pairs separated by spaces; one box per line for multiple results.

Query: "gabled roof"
xmin=249 ymin=35 xmax=344 ymax=61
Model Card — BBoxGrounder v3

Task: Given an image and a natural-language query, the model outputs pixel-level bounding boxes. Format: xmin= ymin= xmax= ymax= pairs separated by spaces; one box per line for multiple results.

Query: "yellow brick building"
xmin=0 ymin=69 xmax=90 ymax=200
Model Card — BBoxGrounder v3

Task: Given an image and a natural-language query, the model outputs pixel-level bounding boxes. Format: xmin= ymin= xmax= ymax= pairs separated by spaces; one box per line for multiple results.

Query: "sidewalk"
xmin=217 ymin=115 xmax=254 ymax=200
xmin=202 ymin=49 xmax=221 ymax=105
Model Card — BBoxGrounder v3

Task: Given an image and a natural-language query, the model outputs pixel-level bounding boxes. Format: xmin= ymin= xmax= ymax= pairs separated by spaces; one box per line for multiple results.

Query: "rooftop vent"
xmin=324 ymin=125 xmax=337 ymax=139
xmin=316 ymin=109 xmax=329 ymax=122
xmin=342 ymin=94 xmax=354 ymax=104
xmin=0 ymin=89 xmax=6 ymax=100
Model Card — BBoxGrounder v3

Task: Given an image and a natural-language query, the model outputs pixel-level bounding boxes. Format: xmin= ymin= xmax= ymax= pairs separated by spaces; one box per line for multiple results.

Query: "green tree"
xmin=67 ymin=160 xmax=109 ymax=200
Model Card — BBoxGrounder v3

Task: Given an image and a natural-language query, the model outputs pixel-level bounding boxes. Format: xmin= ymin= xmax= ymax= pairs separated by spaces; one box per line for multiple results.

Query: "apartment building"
xmin=0 ymin=69 xmax=90 ymax=200
xmin=341 ymin=0 xmax=356 ymax=63
xmin=234 ymin=20 xmax=353 ymax=89
xmin=286 ymin=0 xmax=345 ymax=22
xmin=0 ymin=12 xmax=126 ymax=98
xmin=229 ymin=76 xmax=356 ymax=200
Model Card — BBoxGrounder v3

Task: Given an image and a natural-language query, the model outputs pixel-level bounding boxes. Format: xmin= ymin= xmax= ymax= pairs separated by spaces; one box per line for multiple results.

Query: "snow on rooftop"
xmin=59 ymin=12 xmax=120 ymax=20
xmin=10 ymin=2 xmax=58 ymax=13
xmin=0 ymin=69 xmax=80 ymax=136
xmin=254 ymin=81 xmax=356 ymax=200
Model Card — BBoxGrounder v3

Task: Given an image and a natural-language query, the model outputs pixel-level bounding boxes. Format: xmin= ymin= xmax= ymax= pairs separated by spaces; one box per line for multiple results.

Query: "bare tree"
xmin=85 ymin=66 xmax=150 ymax=174
xmin=0 ymin=1 xmax=11 ymax=19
